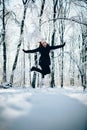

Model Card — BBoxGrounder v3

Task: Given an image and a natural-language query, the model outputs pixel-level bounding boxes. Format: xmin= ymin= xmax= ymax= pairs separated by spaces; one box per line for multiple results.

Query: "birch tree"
xmin=10 ymin=0 xmax=29 ymax=85
xmin=58 ymin=0 xmax=65 ymax=88
xmin=80 ymin=23 xmax=87 ymax=89
xmin=73 ymin=0 xmax=87 ymax=89
xmin=32 ymin=0 xmax=46 ymax=88
xmin=80 ymin=4 xmax=87 ymax=89
xmin=50 ymin=0 xmax=58 ymax=88
xmin=69 ymin=36 xmax=75 ymax=86
xmin=2 ymin=0 xmax=7 ymax=83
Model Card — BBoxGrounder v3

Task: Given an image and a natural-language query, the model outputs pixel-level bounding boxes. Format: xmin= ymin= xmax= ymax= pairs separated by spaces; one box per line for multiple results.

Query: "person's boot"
xmin=30 ymin=66 xmax=45 ymax=79
xmin=31 ymin=66 xmax=42 ymax=73
xmin=30 ymin=66 xmax=36 ymax=71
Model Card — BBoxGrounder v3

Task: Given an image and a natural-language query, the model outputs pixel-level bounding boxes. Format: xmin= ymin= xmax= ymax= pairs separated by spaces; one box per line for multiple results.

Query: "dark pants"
xmin=40 ymin=65 xmax=50 ymax=75
xmin=31 ymin=65 xmax=50 ymax=78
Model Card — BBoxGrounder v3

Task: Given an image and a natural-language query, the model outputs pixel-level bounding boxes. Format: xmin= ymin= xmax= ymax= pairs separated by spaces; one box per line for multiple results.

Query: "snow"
xmin=0 ymin=87 xmax=87 ymax=130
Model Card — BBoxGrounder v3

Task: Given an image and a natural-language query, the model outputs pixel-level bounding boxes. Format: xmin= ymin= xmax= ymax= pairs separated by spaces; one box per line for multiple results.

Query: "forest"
xmin=0 ymin=0 xmax=87 ymax=89
xmin=0 ymin=1 xmax=87 ymax=130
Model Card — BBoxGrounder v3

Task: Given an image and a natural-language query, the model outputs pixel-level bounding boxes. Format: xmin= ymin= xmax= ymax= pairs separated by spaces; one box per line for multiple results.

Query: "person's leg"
xmin=31 ymin=66 xmax=42 ymax=73
xmin=31 ymin=66 xmax=44 ymax=78
xmin=41 ymin=65 xmax=51 ymax=75
xmin=45 ymin=66 xmax=50 ymax=74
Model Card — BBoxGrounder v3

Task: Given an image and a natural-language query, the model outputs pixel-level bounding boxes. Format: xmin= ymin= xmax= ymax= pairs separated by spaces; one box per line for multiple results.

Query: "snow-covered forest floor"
xmin=0 ymin=86 xmax=87 ymax=130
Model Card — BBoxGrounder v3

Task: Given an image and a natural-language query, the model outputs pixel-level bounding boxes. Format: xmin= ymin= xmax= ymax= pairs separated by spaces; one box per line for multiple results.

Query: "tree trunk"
xmin=69 ymin=37 xmax=75 ymax=86
xmin=2 ymin=0 xmax=7 ymax=82
xmin=81 ymin=31 xmax=87 ymax=89
xmin=31 ymin=0 xmax=46 ymax=88
xmin=59 ymin=0 xmax=65 ymax=88
xmin=23 ymin=40 xmax=25 ymax=87
xmin=51 ymin=31 xmax=55 ymax=88
xmin=10 ymin=4 xmax=27 ymax=85
xmin=28 ymin=43 xmax=31 ymax=86
xmin=50 ymin=0 xmax=58 ymax=88
xmin=32 ymin=54 xmax=37 ymax=88
xmin=39 ymin=0 xmax=46 ymax=17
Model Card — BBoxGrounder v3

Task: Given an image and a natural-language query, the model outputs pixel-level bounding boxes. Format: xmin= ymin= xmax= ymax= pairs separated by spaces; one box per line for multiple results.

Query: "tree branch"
xmin=41 ymin=17 xmax=87 ymax=26
xmin=73 ymin=1 xmax=87 ymax=10
xmin=22 ymin=0 xmax=30 ymax=5
xmin=39 ymin=0 xmax=46 ymax=17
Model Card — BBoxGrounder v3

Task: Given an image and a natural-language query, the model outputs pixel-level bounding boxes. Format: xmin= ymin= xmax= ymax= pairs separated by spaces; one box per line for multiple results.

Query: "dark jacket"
xmin=23 ymin=43 xmax=65 ymax=66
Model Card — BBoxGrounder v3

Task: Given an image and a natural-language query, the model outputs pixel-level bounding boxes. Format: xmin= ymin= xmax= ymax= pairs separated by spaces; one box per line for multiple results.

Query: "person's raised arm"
xmin=50 ymin=42 xmax=65 ymax=50
xmin=22 ymin=47 xmax=39 ymax=53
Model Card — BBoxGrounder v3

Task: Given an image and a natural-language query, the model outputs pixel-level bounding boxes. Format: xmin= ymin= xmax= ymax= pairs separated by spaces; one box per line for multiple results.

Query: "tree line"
xmin=0 ymin=0 xmax=87 ymax=89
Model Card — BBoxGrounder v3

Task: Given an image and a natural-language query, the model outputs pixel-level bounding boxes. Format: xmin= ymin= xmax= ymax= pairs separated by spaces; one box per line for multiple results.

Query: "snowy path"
xmin=0 ymin=87 xmax=87 ymax=130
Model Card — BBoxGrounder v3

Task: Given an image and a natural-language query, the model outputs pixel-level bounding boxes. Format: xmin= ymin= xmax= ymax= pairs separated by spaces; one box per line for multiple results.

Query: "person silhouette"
xmin=23 ymin=41 xmax=65 ymax=78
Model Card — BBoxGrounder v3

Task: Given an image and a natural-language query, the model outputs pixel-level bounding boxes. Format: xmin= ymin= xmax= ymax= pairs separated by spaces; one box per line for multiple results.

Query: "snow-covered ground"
xmin=0 ymin=87 xmax=87 ymax=130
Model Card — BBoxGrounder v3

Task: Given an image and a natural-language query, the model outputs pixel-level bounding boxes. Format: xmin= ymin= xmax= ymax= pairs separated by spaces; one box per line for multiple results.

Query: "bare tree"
xmin=73 ymin=1 xmax=87 ymax=89
xmin=32 ymin=0 xmax=46 ymax=88
xmin=2 ymin=0 xmax=7 ymax=82
xmin=58 ymin=0 xmax=65 ymax=88
xmin=10 ymin=0 xmax=29 ymax=85
xmin=69 ymin=37 xmax=75 ymax=86
xmin=28 ymin=43 xmax=32 ymax=86
xmin=50 ymin=0 xmax=58 ymax=88
xmin=31 ymin=54 xmax=37 ymax=88
xmin=80 ymin=24 xmax=87 ymax=89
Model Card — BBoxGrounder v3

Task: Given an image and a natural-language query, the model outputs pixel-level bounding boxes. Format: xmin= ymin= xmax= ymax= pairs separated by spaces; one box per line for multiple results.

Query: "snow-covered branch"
xmin=41 ymin=17 xmax=87 ymax=26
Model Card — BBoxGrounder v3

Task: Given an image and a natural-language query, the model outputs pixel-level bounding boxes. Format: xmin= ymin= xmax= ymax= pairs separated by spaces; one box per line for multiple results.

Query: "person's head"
xmin=41 ymin=40 xmax=47 ymax=48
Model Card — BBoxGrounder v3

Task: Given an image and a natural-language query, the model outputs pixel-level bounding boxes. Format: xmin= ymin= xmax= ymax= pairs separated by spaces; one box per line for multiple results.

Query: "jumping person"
xmin=22 ymin=41 xmax=65 ymax=78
